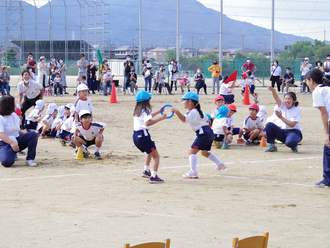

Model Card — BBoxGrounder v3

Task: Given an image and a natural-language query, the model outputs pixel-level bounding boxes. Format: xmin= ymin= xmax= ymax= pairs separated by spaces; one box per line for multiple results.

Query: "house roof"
xmin=148 ymin=47 xmax=167 ymax=52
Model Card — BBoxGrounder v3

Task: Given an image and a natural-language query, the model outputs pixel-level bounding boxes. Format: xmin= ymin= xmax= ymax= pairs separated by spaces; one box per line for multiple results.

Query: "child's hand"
xmin=171 ymin=107 xmax=177 ymax=113
xmin=268 ymin=86 xmax=276 ymax=93
xmin=161 ymin=113 xmax=167 ymax=120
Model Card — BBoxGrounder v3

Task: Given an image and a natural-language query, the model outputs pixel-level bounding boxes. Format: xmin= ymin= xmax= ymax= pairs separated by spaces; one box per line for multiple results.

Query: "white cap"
xmin=257 ymin=105 xmax=266 ymax=118
xmin=79 ymin=110 xmax=91 ymax=118
xmin=65 ymin=103 xmax=73 ymax=109
xmin=305 ymin=57 xmax=309 ymax=60
xmin=77 ymin=84 xmax=88 ymax=92
xmin=46 ymin=103 xmax=58 ymax=115
xmin=57 ymin=106 xmax=65 ymax=118
xmin=35 ymin=100 xmax=46 ymax=110
xmin=70 ymin=106 xmax=75 ymax=115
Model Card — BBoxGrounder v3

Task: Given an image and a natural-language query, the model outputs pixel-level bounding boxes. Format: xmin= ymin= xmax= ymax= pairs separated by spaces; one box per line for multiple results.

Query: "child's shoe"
xmin=149 ymin=175 xmax=164 ymax=184
xmin=213 ymin=141 xmax=222 ymax=149
xmin=94 ymin=152 xmax=102 ymax=159
xmin=245 ymin=140 xmax=251 ymax=146
xmin=83 ymin=149 xmax=90 ymax=158
xmin=14 ymin=154 xmax=18 ymax=161
xmin=291 ymin=146 xmax=298 ymax=153
xmin=314 ymin=180 xmax=330 ymax=188
xmin=182 ymin=171 xmax=198 ymax=179
xmin=25 ymin=160 xmax=37 ymax=167
xmin=265 ymin=144 xmax=277 ymax=152
xmin=59 ymin=139 xmax=67 ymax=146
xmin=40 ymin=134 xmax=45 ymax=139
xmin=68 ymin=141 xmax=76 ymax=148
xmin=142 ymin=170 xmax=151 ymax=178
xmin=215 ymin=162 xmax=227 ymax=171
xmin=236 ymin=138 xmax=246 ymax=143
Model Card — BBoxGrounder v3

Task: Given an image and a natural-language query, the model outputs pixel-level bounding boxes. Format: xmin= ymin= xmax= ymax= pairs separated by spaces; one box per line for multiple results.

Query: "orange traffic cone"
xmin=259 ymin=136 xmax=267 ymax=147
xmin=242 ymin=86 xmax=250 ymax=105
xmin=109 ymin=83 xmax=118 ymax=103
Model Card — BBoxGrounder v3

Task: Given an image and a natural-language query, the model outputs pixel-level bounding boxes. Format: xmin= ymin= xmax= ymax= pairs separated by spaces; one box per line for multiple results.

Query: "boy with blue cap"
xmin=212 ymin=105 xmax=233 ymax=148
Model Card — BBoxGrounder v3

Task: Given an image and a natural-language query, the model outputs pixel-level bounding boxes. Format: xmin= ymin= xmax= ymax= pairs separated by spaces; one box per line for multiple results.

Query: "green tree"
xmin=234 ymin=51 xmax=268 ymax=61
xmin=315 ymin=46 xmax=330 ymax=61
xmin=197 ymin=52 xmax=218 ymax=61
xmin=164 ymin=49 xmax=186 ymax=62
xmin=3 ymin=46 xmax=17 ymax=60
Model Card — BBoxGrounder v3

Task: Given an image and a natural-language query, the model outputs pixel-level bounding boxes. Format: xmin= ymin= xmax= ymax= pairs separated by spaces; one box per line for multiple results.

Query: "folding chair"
xmin=124 ymin=238 xmax=170 ymax=248
xmin=232 ymin=232 xmax=269 ymax=248
xmin=113 ymin=80 xmax=122 ymax=93
xmin=288 ymin=84 xmax=298 ymax=93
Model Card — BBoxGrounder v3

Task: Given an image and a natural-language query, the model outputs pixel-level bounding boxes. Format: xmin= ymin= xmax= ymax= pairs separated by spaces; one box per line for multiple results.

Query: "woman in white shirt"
xmin=270 ymin=60 xmax=282 ymax=93
xmin=0 ymin=96 xmax=38 ymax=167
xmin=265 ymin=87 xmax=302 ymax=152
xmin=37 ymin=56 xmax=48 ymax=88
xmin=18 ymin=70 xmax=44 ymax=127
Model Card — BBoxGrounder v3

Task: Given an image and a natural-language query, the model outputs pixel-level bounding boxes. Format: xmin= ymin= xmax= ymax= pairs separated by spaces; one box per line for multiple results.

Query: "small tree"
xmin=3 ymin=46 xmax=18 ymax=67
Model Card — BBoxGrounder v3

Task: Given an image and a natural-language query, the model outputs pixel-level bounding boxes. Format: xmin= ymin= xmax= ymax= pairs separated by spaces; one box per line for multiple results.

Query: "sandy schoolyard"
xmin=0 ymin=76 xmax=329 ymax=247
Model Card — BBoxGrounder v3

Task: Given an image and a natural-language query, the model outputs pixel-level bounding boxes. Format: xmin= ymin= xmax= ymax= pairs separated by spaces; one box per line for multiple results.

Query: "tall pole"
xmin=191 ymin=36 xmax=194 ymax=57
xmin=176 ymin=0 xmax=179 ymax=62
xmin=219 ymin=0 xmax=223 ymax=72
xmin=138 ymin=0 xmax=142 ymax=73
xmin=271 ymin=0 xmax=274 ymax=63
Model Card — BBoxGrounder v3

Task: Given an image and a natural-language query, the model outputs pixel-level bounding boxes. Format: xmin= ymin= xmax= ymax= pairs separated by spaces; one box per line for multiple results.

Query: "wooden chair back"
xmin=232 ymin=232 xmax=269 ymax=248
xmin=124 ymin=238 xmax=170 ymax=248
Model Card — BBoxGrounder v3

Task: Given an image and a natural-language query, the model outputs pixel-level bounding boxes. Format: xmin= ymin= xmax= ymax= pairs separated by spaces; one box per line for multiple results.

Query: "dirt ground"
xmin=0 ymin=76 xmax=329 ymax=248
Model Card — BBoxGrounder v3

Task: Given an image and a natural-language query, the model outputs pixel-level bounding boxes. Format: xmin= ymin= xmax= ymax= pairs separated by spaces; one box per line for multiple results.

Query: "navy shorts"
xmin=50 ymin=128 xmax=57 ymax=137
xmin=78 ymin=135 xmax=96 ymax=147
xmin=191 ymin=126 xmax=214 ymax=151
xmin=227 ymin=127 xmax=240 ymax=135
xmin=243 ymin=132 xmax=259 ymax=141
xmin=214 ymin=134 xmax=224 ymax=142
xmin=59 ymin=130 xmax=73 ymax=140
xmin=133 ymin=130 xmax=156 ymax=154
xmin=250 ymin=85 xmax=255 ymax=93
xmin=24 ymin=120 xmax=37 ymax=130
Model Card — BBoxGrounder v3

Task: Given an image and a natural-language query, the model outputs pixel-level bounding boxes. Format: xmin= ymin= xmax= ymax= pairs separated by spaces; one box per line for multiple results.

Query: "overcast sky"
xmin=197 ymin=0 xmax=330 ymax=41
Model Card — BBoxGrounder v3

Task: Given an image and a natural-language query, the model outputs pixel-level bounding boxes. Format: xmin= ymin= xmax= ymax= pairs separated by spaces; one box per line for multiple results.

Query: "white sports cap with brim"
xmin=46 ymin=103 xmax=58 ymax=115
xmin=65 ymin=103 xmax=73 ymax=109
xmin=79 ymin=110 xmax=91 ymax=118
xmin=35 ymin=100 xmax=46 ymax=110
xmin=77 ymin=84 xmax=89 ymax=92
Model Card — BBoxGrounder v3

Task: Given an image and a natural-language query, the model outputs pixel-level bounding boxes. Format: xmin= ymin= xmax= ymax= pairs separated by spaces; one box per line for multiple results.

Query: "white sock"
xmin=95 ymin=146 xmax=100 ymax=153
xmin=144 ymin=165 xmax=150 ymax=171
xmin=189 ymin=154 xmax=197 ymax=172
xmin=250 ymin=95 xmax=255 ymax=100
xmin=151 ymin=171 xmax=157 ymax=177
xmin=208 ymin=153 xmax=223 ymax=167
xmin=81 ymin=145 xmax=87 ymax=152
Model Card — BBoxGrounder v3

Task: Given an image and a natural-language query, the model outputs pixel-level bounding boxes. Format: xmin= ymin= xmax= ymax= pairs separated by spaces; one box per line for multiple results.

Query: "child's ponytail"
xmin=192 ymin=100 xmax=204 ymax=119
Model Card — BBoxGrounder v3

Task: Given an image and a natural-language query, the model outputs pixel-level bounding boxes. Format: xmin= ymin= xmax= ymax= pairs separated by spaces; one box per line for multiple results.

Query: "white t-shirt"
xmin=184 ymin=77 xmax=191 ymax=85
xmin=103 ymin=73 xmax=113 ymax=83
xmin=300 ymin=63 xmax=312 ymax=76
xmin=279 ymin=101 xmax=301 ymax=130
xmin=76 ymin=122 xmax=107 ymax=141
xmin=211 ymin=107 xmax=219 ymax=119
xmin=26 ymin=108 xmax=41 ymax=122
xmin=184 ymin=108 xmax=209 ymax=132
xmin=220 ymin=83 xmax=230 ymax=95
xmin=73 ymin=98 xmax=94 ymax=116
xmin=212 ymin=118 xmax=229 ymax=135
xmin=17 ymin=80 xmax=43 ymax=99
xmin=226 ymin=116 xmax=234 ymax=126
xmin=271 ymin=66 xmax=281 ymax=76
xmin=238 ymin=78 xmax=251 ymax=88
xmin=0 ymin=113 xmax=20 ymax=141
xmin=134 ymin=110 xmax=152 ymax=131
xmin=243 ymin=116 xmax=263 ymax=133
xmin=51 ymin=115 xmax=66 ymax=130
xmin=54 ymin=77 xmax=61 ymax=84
xmin=37 ymin=114 xmax=54 ymax=130
xmin=313 ymin=84 xmax=330 ymax=121
xmin=61 ymin=116 xmax=75 ymax=133
xmin=38 ymin=62 xmax=48 ymax=74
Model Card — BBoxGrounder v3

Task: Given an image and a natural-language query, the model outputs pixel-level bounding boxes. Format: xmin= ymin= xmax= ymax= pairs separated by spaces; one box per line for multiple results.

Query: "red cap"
xmin=249 ymin=103 xmax=259 ymax=112
xmin=241 ymin=73 xmax=248 ymax=79
xmin=227 ymin=104 xmax=237 ymax=112
xmin=215 ymin=95 xmax=225 ymax=102
xmin=15 ymin=107 xmax=22 ymax=116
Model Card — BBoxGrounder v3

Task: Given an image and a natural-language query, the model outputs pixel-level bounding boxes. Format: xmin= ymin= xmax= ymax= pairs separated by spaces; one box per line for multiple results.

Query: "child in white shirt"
xmin=37 ymin=103 xmax=58 ymax=139
xmin=24 ymin=99 xmax=45 ymax=132
xmin=59 ymin=106 xmax=75 ymax=146
xmin=212 ymin=106 xmax=232 ymax=149
xmin=74 ymin=83 xmax=94 ymax=124
xmin=243 ymin=103 xmax=264 ymax=146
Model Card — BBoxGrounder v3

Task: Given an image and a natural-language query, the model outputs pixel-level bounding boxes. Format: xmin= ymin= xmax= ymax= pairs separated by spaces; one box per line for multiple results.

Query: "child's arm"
xmin=229 ymin=125 xmax=234 ymax=134
xmin=244 ymin=127 xmax=257 ymax=133
xmin=319 ymin=106 xmax=330 ymax=147
xmin=42 ymin=120 xmax=50 ymax=130
xmin=71 ymin=128 xmax=79 ymax=141
xmin=36 ymin=114 xmax=46 ymax=123
xmin=257 ymin=78 xmax=262 ymax=84
xmin=171 ymin=107 xmax=185 ymax=122
xmin=151 ymin=108 xmax=162 ymax=117
xmin=145 ymin=114 xmax=167 ymax=126
xmin=74 ymin=112 xmax=79 ymax=124
xmin=222 ymin=126 xmax=228 ymax=140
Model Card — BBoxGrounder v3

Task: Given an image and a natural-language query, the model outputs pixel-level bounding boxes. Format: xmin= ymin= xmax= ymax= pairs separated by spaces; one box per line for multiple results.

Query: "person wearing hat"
xmin=324 ymin=55 xmax=330 ymax=80
xmin=241 ymin=57 xmax=257 ymax=74
xmin=37 ymin=103 xmax=58 ymax=139
xmin=100 ymin=58 xmax=109 ymax=72
xmin=212 ymin=105 xmax=232 ymax=148
xmin=0 ymin=95 xmax=39 ymax=167
xmin=171 ymin=92 xmax=226 ymax=179
xmin=315 ymin=60 xmax=324 ymax=73
xmin=265 ymin=86 xmax=302 ymax=152
xmin=133 ymin=90 xmax=167 ymax=184
xmin=220 ymin=75 xmax=236 ymax=104
xmin=226 ymin=104 xmax=245 ymax=143
xmin=242 ymin=103 xmax=264 ymax=146
xmin=59 ymin=105 xmax=76 ymax=146
xmin=24 ymin=99 xmax=46 ymax=132
xmin=235 ymin=72 xmax=252 ymax=99
xmin=37 ymin=56 xmax=48 ymax=89
xmin=300 ymin=57 xmax=312 ymax=94
xmin=73 ymin=84 xmax=94 ymax=125
xmin=211 ymin=95 xmax=225 ymax=121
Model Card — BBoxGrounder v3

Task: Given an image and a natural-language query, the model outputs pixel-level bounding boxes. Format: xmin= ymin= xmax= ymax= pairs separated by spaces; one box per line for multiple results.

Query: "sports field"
xmin=0 ymin=76 xmax=329 ymax=247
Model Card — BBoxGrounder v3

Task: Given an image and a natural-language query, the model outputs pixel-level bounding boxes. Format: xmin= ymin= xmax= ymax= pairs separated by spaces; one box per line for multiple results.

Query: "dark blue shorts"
xmin=24 ymin=120 xmax=38 ymax=130
xmin=191 ymin=126 xmax=214 ymax=151
xmin=133 ymin=130 xmax=156 ymax=154
xmin=250 ymin=85 xmax=255 ymax=93
xmin=78 ymin=135 xmax=96 ymax=147
xmin=227 ymin=127 xmax=240 ymax=135
xmin=59 ymin=130 xmax=73 ymax=140
xmin=50 ymin=128 xmax=57 ymax=137
xmin=243 ymin=132 xmax=259 ymax=141
xmin=214 ymin=134 xmax=224 ymax=142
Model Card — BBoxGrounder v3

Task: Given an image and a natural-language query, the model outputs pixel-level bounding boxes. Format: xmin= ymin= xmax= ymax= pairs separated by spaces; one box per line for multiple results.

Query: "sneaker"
xmin=104 ymin=93 xmax=107 ymax=96
xmin=182 ymin=171 xmax=198 ymax=179
xmin=59 ymin=139 xmax=67 ymax=146
xmin=215 ymin=163 xmax=227 ymax=171
xmin=130 ymin=92 xmax=134 ymax=96
xmin=265 ymin=144 xmax=277 ymax=152
xmin=307 ymin=92 xmax=311 ymax=94
xmin=314 ymin=180 xmax=330 ymax=188
xmin=26 ymin=160 xmax=37 ymax=167
xmin=15 ymin=154 xmax=18 ymax=161
xmin=40 ymin=134 xmax=45 ymax=139
xmin=291 ymin=146 xmax=298 ymax=153
xmin=275 ymin=140 xmax=284 ymax=144
xmin=236 ymin=138 xmax=246 ymax=143
xmin=279 ymin=91 xmax=283 ymax=94
xmin=142 ymin=170 xmax=151 ymax=178
xmin=18 ymin=151 xmax=26 ymax=155
xmin=255 ymin=92 xmax=258 ymax=99
xmin=245 ymin=140 xmax=251 ymax=146
xmin=254 ymin=99 xmax=259 ymax=103
xmin=65 ymin=92 xmax=69 ymax=95
xmin=213 ymin=141 xmax=222 ymax=149
xmin=61 ymin=94 xmax=63 ymax=97
xmin=73 ymin=93 xmax=77 ymax=96
xmin=149 ymin=175 xmax=164 ymax=184
xmin=169 ymin=92 xmax=174 ymax=95
xmin=83 ymin=149 xmax=90 ymax=158
xmin=212 ymin=92 xmax=215 ymax=94
xmin=302 ymin=92 xmax=306 ymax=94
xmin=298 ymin=142 xmax=302 ymax=145
xmin=68 ymin=141 xmax=76 ymax=148
xmin=94 ymin=152 xmax=102 ymax=160
xmin=175 ymin=91 xmax=177 ymax=93
xmin=54 ymin=94 xmax=57 ymax=97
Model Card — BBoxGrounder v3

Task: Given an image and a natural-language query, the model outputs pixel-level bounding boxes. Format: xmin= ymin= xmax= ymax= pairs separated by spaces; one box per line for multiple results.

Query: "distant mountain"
xmin=2 ymin=0 xmax=314 ymax=51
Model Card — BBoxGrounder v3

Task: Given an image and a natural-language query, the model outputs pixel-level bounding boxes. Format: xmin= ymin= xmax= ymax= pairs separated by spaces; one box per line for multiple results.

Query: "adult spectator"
xmin=241 ymin=57 xmax=257 ymax=74
xmin=324 ymin=55 xmax=330 ymax=80
xmin=87 ymin=59 xmax=98 ymax=94
xmin=194 ymin=68 xmax=207 ymax=95
xmin=100 ymin=59 xmax=109 ymax=72
xmin=0 ymin=58 xmax=3 ymax=73
xmin=155 ymin=64 xmax=172 ymax=95
xmin=0 ymin=66 xmax=11 ymax=96
xmin=281 ymin=67 xmax=294 ymax=94
xmin=124 ymin=55 xmax=134 ymax=94
xmin=103 ymin=68 xmax=113 ymax=96
xmin=24 ymin=53 xmax=37 ymax=79
xmin=270 ymin=60 xmax=282 ymax=93
xmin=77 ymin=53 xmax=88 ymax=79
xmin=18 ymin=70 xmax=44 ymax=127
xmin=58 ymin=58 xmax=68 ymax=94
xmin=208 ymin=59 xmax=222 ymax=94
xmin=315 ymin=60 xmax=324 ymax=73
xmin=300 ymin=57 xmax=312 ymax=94
xmin=37 ymin=56 xmax=48 ymax=88
xmin=0 ymin=95 xmax=39 ymax=167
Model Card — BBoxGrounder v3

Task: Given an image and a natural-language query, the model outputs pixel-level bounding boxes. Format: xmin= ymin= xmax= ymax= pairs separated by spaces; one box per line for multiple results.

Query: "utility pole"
xmin=176 ymin=0 xmax=180 ymax=62
xmin=138 ymin=0 xmax=142 ymax=74
xmin=219 ymin=0 xmax=223 ymax=71
xmin=242 ymin=35 xmax=245 ymax=52
xmin=325 ymin=29 xmax=326 ymax=42
xmin=271 ymin=0 xmax=274 ymax=63
xmin=191 ymin=36 xmax=194 ymax=57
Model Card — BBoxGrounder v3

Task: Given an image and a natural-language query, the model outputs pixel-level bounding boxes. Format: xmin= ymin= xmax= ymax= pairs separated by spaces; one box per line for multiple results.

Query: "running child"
xmin=37 ymin=103 xmax=58 ymax=139
xmin=235 ymin=73 xmax=257 ymax=102
xmin=72 ymin=110 xmax=107 ymax=159
xmin=246 ymin=70 xmax=261 ymax=103
xmin=226 ymin=104 xmax=245 ymax=143
xmin=220 ymin=75 xmax=236 ymax=104
xmin=133 ymin=90 xmax=167 ymax=184
xmin=212 ymin=105 xmax=232 ymax=149
xmin=24 ymin=99 xmax=46 ymax=132
xmin=305 ymin=68 xmax=330 ymax=187
xmin=74 ymin=84 xmax=94 ymax=124
xmin=171 ymin=92 xmax=226 ymax=179
xmin=243 ymin=103 xmax=264 ymax=146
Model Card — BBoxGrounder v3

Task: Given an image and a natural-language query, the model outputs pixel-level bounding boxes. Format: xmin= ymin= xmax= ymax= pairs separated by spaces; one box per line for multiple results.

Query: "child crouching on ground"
xmin=59 ymin=106 xmax=76 ymax=146
xmin=243 ymin=103 xmax=264 ymax=146
xmin=226 ymin=104 xmax=245 ymax=143
xmin=37 ymin=103 xmax=58 ymax=139
xmin=24 ymin=99 xmax=46 ymax=132
xmin=212 ymin=105 xmax=232 ymax=149
xmin=72 ymin=110 xmax=107 ymax=159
